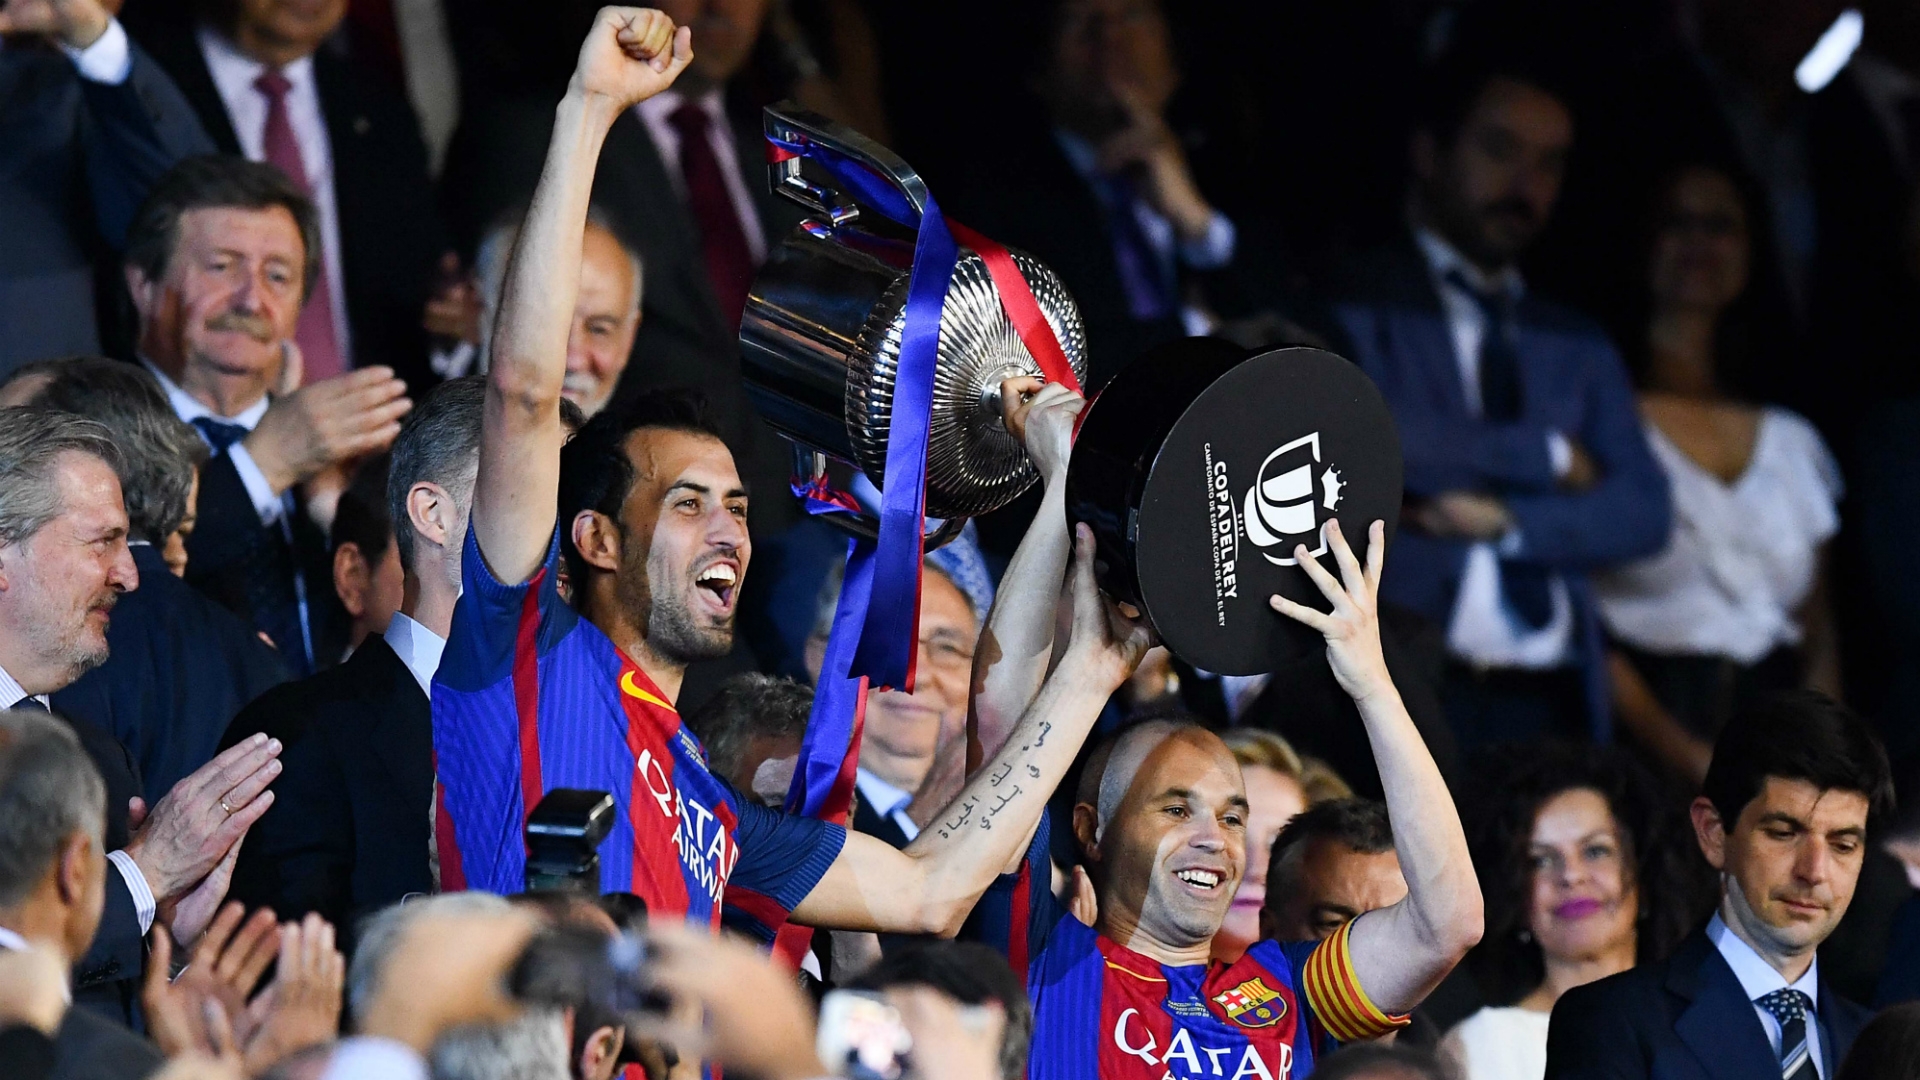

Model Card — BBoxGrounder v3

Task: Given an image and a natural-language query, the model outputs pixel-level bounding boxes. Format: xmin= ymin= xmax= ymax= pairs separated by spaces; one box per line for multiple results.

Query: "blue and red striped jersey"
xmin=431 ymin=526 xmax=845 ymax=936
xmin=965 ymin=814 xmax=1407 ymax=1079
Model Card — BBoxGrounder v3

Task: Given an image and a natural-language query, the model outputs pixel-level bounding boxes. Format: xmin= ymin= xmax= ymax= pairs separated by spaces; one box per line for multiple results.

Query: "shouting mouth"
xmin=694 ymin=560 xmax=739 ymax=614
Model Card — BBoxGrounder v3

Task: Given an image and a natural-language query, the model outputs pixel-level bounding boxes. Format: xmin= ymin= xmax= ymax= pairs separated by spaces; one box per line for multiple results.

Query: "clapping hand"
xmin=123 ymin=734 xmax=281 ymax=947
xmin=244 ymin=367 xmax=411 ymax=496
xmin=145 ymin=905 xmax=343 ymax=1076
xmin=571 ymin=7 xmax=694 ymax=112
xmin=1000 ymin=376 xmax=1083 ymax=489
xmin=1268 ymin=519 xmax=1395 ymax=706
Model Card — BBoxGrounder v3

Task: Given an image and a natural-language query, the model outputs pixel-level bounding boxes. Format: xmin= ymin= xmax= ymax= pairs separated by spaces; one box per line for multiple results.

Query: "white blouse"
xmin=1596 ymin=408 xmax=1841 ymax=664
xmin=1440 ymin=1006 xmax=1552 ymax=1080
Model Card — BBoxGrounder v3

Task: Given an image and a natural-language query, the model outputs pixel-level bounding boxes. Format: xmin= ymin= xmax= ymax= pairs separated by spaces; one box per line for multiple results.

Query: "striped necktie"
xmin=1758 ymin=988 xmax=1818 ymax=1080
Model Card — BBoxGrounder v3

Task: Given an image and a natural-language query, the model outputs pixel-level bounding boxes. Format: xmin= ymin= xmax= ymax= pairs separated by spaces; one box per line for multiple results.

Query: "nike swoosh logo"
xmin=619 ymin=670 xmax=675 ymax=711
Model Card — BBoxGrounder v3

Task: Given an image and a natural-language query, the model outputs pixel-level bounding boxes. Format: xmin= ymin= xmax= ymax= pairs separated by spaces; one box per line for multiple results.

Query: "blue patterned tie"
xmin=190 ymin=416 xmax=250 ymax=454
xmin=1757 ymin=988 xmax=1818 ymax=1080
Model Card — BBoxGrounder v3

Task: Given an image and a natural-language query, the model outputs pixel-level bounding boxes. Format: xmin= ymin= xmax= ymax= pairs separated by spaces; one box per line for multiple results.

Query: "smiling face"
xmin=1697 ymin=778 xmax=1870 ymax=961
xmin=0 ymin=453 xmax=138 ymax=693
xmin=1525 ymin=787 xmax=1640 ymax=966
xmin=1417 ymin=77 xmax=1573 ymax=272
xmin=1649 ymin=167 xmax=1751 ymax=315
xmin=564 ymin=224 xmax=642 ymax=419
xmin=1083 ymin=728 xmax=1249 ymax=955
xmin=859 ymin=569 xmax=976 ymax=794
xmin=1218 ymin=764 xmax=1306 ymax=958
xmin=608 ymin=427 xmax=750 ymax=667
xmin=132 ymin=205 xmax=306 ymax=406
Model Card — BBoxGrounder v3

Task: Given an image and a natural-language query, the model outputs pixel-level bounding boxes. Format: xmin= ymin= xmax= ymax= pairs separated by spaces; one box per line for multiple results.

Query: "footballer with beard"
xmin=431 ymin=7 xmax=1156 ymax=946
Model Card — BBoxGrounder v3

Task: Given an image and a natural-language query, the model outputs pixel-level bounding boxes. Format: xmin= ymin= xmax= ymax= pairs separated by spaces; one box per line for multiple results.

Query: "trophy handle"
xmin=764 ymin=102 xmax=930 ymax=226
xmin=794 ymin=448 xmax=967 ymax=552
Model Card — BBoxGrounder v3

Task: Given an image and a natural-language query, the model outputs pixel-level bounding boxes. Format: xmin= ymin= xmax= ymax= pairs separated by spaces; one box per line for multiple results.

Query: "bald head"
xmin=1079 ymin=719 xmax=1217 ymax=840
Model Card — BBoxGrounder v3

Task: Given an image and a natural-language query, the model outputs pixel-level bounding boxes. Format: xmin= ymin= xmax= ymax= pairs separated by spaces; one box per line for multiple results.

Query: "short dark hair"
xmin=125 ymin=155 xmax=321 ymax=299
xmin=1271 ymin=797 xmax=1395 ymax=871
xmin=1838 ymin=1001 xmax=1920 ymax=1080
xmin=556 ymin=388 xmax=726 ymax=586
xmin=846 ymin=941 xmax=1033 ymax=1080
xmin=331 ymin=455 xmax=393 ymax=564
xmin=1462 ymin=742 xmax=1712 ymax=1006
xmin=683 ymin=673 xmax=811 ymax=787
xmin=1414 ymin=46 xmax=1573 ymax=149
xmin=388 ymin=377 xmax=486 ymax=572
xmin=5 ymin=358 xmax=205 ymax=543
xmin=1703 ymin=691 xmax=1895 ymax=830
xmin=1309 ymin=1043 xmax=1449 ymax=1080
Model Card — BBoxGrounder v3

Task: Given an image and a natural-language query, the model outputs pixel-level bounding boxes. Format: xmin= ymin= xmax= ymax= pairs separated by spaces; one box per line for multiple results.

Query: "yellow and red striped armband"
xmin=1300 ymin=919 xmax=1412 ymax=1043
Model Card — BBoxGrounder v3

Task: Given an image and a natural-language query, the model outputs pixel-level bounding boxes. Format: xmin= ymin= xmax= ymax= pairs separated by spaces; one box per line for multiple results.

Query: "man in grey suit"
xmin=0 ymin=0 xmax=213 ymax=376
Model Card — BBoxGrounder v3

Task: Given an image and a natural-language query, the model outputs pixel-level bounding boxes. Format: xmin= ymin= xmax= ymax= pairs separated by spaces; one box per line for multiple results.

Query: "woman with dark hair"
xmin=1594 ymin=164 xmax=1844 ymax=785
xmin=1838 ymin=1002 xmax=1920 ymax=1080
xmin=1439 ymin=743 xmax=1710 ymax=1080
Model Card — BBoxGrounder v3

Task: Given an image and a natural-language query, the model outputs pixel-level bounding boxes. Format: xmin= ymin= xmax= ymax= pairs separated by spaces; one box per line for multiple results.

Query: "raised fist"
xmin=571 ymin=7 xmax=694 ymax=111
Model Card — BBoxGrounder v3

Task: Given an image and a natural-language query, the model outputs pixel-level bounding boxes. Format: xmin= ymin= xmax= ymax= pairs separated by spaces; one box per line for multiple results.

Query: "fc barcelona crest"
xmin=1212 ymin=978 xmax=1288 ymax=1028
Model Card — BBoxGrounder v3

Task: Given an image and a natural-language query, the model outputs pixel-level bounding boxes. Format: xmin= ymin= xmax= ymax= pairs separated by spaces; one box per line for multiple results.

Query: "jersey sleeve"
xmin=957 ymin=808 xmax=1065 ymax=984
xmin=1292 ymin=917 xmax=1413 ymax=1045
xmin=435 ymin=523 xmax=576 ymax=694
xmin=720 ymin=791 xmax=848 ymax=944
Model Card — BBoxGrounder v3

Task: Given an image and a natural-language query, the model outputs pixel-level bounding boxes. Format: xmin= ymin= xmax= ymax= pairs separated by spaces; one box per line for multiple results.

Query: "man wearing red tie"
xmin=125 ymin=0 xmax=451 ymax=393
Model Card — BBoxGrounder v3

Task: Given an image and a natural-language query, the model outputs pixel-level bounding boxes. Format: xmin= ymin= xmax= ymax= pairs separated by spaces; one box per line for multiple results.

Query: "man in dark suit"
xmin=939 ymin=0 xmax=1237 ymax=392
xmin=1 ymin=357 xmax=290 ymax=803
xmin=0 ymin=0 xmax=213 ymax=377
xmin=1546 ymin=692 xmax=1893 ymax=1079
xmin=0 ymin=406 xmax=282 ymax=1025
xmin=124 ymin=0 xmax=449 ymax=392
xmin=1328 ymin=56 xmax=1671 ymax=752
xmin=223 ymin=376 xmax=489 ymax=941
xmin=123 ymin=155 xmax=413 ymax=676
xmin=439 ymin=0 xmax=806 ymax=535
xmin=0 ymin=709 xmax=165 ymax=1080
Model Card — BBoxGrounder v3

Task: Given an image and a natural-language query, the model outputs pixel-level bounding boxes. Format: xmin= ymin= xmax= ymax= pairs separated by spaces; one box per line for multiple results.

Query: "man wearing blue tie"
xmin=1330 ymin=52 xmax=1670 ymax=751
xmin=1545 ymin=691 xmax=1890 ymax=1079
xmin=123 ymin=155 xmax=413 ymax=673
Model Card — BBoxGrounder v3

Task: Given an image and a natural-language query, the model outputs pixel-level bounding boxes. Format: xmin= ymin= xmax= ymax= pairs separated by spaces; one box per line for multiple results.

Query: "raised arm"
xmin=1269 ymin=520 xmax=1483 ymax=1013
xmin=791 ymin=525 xmax=1150 ymax=936
xmin=966 ymin=377 xmax=1083 ymax=771
xmin=473 ymin=8 xmax=690 ymax=584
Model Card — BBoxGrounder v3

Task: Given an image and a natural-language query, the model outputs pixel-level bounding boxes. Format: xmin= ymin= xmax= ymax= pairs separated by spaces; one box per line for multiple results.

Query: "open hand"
xmin=124 ymin=733 xmax=280 ymax=911
xmin=241 ymin=914 xmax=343 ymax=1073
xmin=1061 ymin=523 xmax=1155 ymax=691
xmin=1269 ymin=519 xmax=1395 ymax=706
xmin=0 ymin=0 xmax=110 ymax=48
xmin=244 ymin=367 xmax=411 ymax=495
xmin=571 ymin=7 xmax=694 ymax=112
xmin=640 ymin=921 xmax=824 ymax=1080
xmin=1000 ymin=376 xmax=1083 ymax=488
xmin=144 ymin=904 xmax=281 ymax=1059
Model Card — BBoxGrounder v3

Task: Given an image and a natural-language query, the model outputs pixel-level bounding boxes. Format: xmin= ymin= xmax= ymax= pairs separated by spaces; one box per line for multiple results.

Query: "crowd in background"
xmin=6 ymin=0 xmax=1920 ymax=1078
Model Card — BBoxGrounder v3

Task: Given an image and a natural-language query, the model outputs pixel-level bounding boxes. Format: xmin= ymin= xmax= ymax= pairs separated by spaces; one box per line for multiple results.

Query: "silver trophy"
xmin=739 ymin=105 xmax=1088 ymax=549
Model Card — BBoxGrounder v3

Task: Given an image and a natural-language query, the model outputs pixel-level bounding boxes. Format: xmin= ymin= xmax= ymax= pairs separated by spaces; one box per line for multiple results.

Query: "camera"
xmin=523 ymin=788 xmax=615 ymax=893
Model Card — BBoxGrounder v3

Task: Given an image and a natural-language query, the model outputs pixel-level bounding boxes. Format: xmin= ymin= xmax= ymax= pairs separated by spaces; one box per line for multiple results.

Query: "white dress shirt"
xmin=196 ymin=28 xmax=353 ymax=364
xmin=383 ymin=612 xmax=447 ymax=699
xmin=1413 ymin=227 xmax=1575 ymax=670
xmin=143 ymin=360 xmax=283 ymax=526
xmin=635 ymin=89 xmax=767 ymax=265
xmin=0 ymin=666 xmax=156 ymax=934
xmin=855 ymin=767 xmax=920 ymax=842
xmin=1709 ymin=912 xmax=1827 ymax=1078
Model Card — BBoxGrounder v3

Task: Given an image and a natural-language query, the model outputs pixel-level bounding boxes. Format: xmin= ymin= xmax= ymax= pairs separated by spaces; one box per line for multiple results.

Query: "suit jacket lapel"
xmin=150 ymin=23 xmax=241 ymax=154
xmin=603 ymin=109 xmax=731 ymax=342
xmin=349 ymin=636 xmax=432 ymax=799
xmin=1374 ymin=246 xmax=1475 ymax=420
xmin=1668 ymin=932 xmax=1783 ymax=1080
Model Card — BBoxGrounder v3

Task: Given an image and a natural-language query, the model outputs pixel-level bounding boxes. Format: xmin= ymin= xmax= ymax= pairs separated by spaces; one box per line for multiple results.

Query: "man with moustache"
xmin=123 ymin=155 xmax=413 ymax=673
xmin=434 ymin=9 xmax=1156 ymax=949
xmin=1545 ymin=692 xmax=1891 ymax=1080
xmin=965 ymin=522 xmax=1482 ymax=1080
xmin=1329 ymin=53 xmax=1670 ymax=754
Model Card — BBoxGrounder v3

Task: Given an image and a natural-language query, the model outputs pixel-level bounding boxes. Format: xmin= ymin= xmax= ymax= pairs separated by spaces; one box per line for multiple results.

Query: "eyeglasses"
xmin=919 ymin=634 xmax=975 ymax=674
